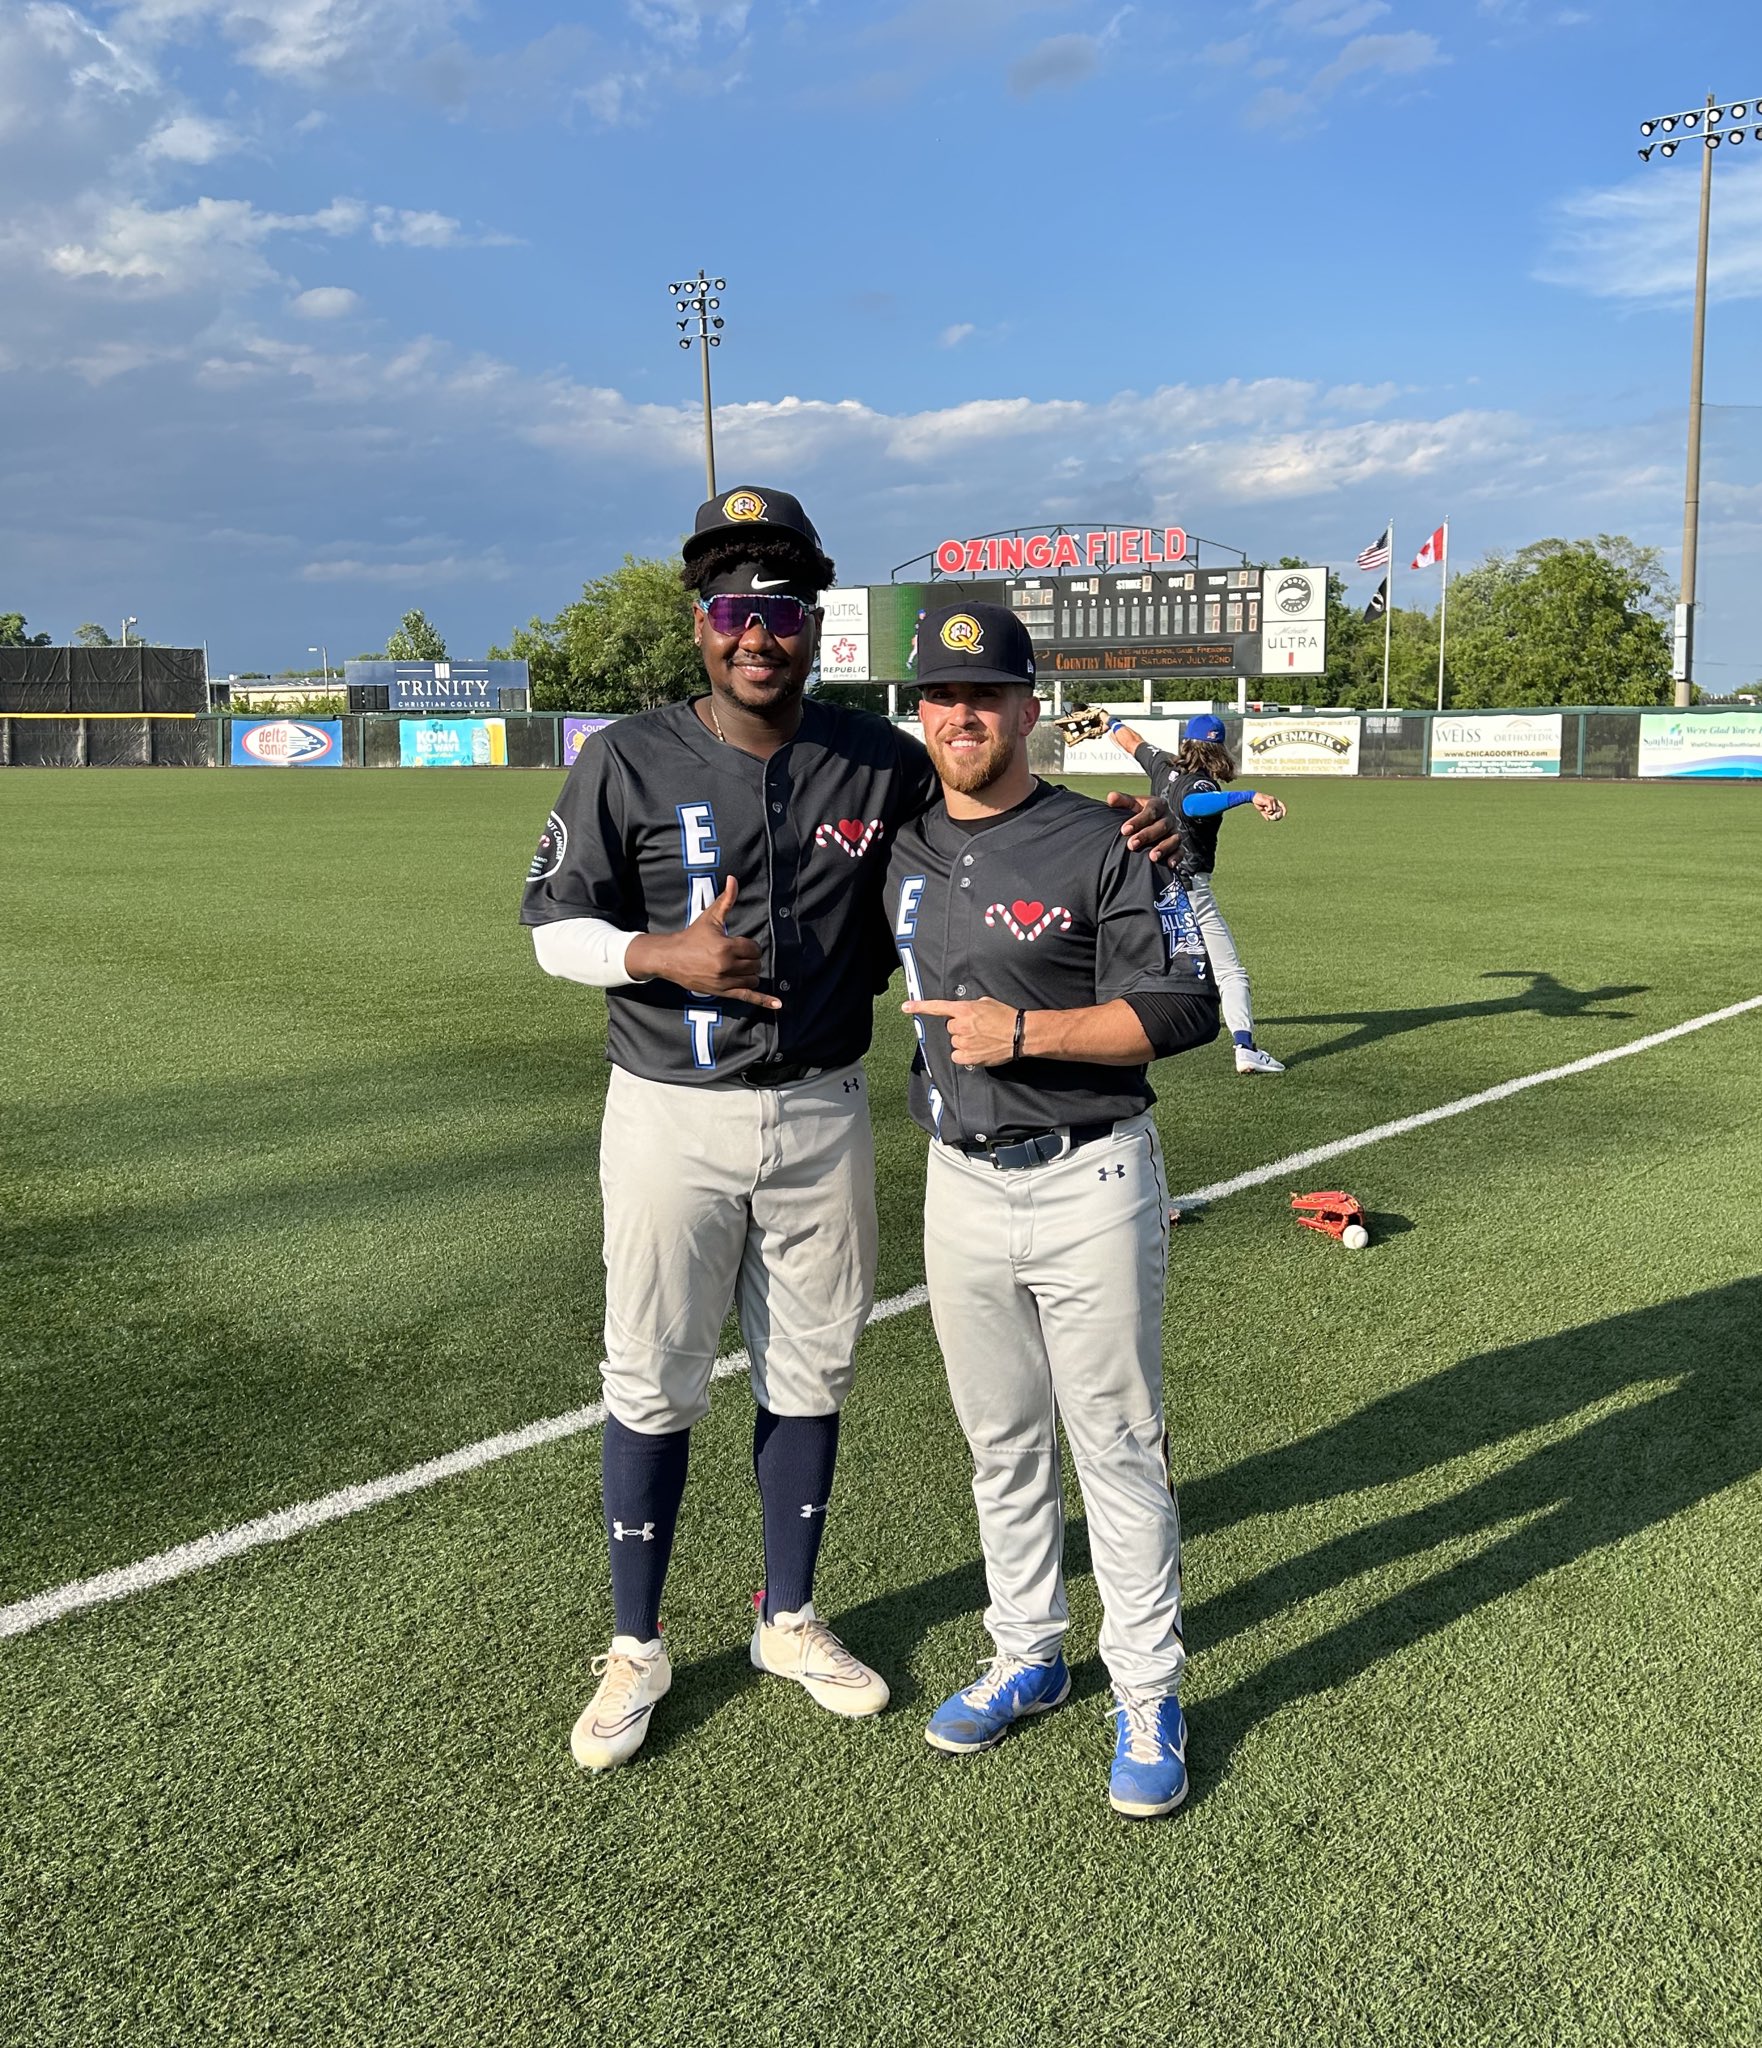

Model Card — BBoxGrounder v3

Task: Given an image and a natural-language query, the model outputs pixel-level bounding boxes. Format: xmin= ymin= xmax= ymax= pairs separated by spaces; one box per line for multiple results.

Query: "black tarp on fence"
xmin=0 ymin=646 xmax=207 ymax=714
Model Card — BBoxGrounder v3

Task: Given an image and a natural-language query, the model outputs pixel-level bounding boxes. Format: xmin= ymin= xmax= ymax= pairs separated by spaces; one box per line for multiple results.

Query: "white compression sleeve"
xmin=531 ymin=917 xmax=641 ymax=989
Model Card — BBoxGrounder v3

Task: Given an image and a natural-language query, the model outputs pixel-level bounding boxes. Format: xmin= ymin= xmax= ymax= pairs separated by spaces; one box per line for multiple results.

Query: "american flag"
xmin=1356 ymin=527 xmax=1391 ymax=572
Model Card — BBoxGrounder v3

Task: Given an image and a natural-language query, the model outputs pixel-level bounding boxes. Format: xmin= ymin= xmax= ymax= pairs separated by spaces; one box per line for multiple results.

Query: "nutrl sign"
xmin=934 ymin=528 xmax=1189 ymax=576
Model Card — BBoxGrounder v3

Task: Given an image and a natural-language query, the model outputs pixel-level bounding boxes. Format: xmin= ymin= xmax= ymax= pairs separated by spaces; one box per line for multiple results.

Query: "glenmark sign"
xmin=934 ymin=527 xmax=1189 ymax=576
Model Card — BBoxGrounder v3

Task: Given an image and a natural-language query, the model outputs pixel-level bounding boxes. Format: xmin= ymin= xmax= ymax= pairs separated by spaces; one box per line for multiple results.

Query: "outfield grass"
xmin=3 ymin=768 xmax=1761 ymax=2046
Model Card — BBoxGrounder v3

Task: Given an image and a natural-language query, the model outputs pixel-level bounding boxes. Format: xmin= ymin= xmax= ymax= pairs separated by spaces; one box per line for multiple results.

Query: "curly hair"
xmin=1174 ymin=738 xmax=1237 ymax=782
xmin=679 ymin=530 xmax=837 ymax=599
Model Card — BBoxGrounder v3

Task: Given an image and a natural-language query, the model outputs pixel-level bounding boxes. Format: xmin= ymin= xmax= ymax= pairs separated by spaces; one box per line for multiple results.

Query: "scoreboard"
xmin=999 ymin=563 xmax=1327 ymax=681
xmin=821 ymin=546 xmax=1329 ymax=686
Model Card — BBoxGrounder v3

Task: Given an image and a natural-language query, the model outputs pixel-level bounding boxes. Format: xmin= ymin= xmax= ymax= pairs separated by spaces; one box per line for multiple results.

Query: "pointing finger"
xmin=902 ymin=1000 xmax=962 ymax=1018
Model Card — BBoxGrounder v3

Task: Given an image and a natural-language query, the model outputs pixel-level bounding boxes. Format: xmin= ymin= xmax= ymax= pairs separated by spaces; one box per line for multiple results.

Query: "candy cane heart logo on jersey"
xmin=938 ymin=613 xmax=984 ymax=655
xmin=813 ymin=817 xmax=884 ymax=859
xmin=722 ymin=490 xmax=767 ymax=523
xmin=985 ymin=899 xmax=1073 ymax=942
xmin=528 ymin=810 xmax=568 ymax=882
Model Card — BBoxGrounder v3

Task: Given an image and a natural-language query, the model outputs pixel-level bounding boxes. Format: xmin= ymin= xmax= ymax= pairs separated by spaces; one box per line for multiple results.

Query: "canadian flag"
xmin=1411 ymin=523 xmax=1446 ymax=570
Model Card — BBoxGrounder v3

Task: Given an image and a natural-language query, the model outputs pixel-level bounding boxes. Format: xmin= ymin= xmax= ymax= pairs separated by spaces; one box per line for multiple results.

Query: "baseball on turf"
xmin=1341 ymin=1223 xmax=1370 ymax=1251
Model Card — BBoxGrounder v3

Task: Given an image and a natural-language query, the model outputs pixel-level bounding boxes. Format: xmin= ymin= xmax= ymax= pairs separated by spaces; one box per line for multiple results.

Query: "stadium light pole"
xmin=668 ymin=271 xmax=726 ymax=498
xmin=308 ymin=644 xmax=330 ymax=687
xmin=121 ymin=615 xmax=137 ymax=647
xmin=1637 ymin=89 xmax=1758 ymax=707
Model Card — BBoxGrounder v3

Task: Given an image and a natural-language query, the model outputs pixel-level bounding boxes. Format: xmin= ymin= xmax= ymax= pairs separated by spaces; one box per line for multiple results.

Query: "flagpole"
xmin=1382 ymin=515 xmax=1394 ymax=710
xmin=1435 ymin=517 xmax=1449 ymax=712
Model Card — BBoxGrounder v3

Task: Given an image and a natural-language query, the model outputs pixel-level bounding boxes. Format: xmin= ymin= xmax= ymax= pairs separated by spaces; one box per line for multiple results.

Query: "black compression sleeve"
xmin=1124 ymin=989 xmax=1221 ymax=1059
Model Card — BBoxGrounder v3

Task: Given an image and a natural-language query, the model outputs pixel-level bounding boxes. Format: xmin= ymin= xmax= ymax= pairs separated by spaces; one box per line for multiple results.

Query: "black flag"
xmin=1363 ymin=578 xmax=1388 ymax=623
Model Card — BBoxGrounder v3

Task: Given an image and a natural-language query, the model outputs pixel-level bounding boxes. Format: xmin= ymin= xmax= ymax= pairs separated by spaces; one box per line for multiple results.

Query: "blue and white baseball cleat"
xmin=925 ymin=1654 xmax=1071 ymax=1753
xmin=1107 ymin=1687 xmax=1188 ymax=1817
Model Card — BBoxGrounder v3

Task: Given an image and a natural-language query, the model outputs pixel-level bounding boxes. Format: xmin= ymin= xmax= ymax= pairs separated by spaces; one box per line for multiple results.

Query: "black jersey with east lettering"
xmin=1133 ymin=744 xmax=1223 ymax=876
xmin=521 ymin=696 xmax=939 ymax=1084
xmin=886 ymin=781 xmax=1216 ymax=1146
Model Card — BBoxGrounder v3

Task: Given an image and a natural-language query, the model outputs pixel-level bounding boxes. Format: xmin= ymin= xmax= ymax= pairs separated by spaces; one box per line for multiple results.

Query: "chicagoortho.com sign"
xmin=934 ymin=528 xmax=1190 ymax=575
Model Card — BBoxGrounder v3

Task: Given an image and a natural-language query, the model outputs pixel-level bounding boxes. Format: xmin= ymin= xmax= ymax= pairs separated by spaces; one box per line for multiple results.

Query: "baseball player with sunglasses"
xmin=889 ymin=602 xmax=1219 ymax=1818
xmin=521 ymin=491 xmax=1178 ymax=1774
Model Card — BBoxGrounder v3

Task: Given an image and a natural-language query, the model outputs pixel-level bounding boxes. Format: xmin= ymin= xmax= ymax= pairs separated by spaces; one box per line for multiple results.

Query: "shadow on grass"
xmin=660 ymin=1280 xmax=1762 ymax=1798
xmin=1261 ymin=969 xmax=1649 ymax=1070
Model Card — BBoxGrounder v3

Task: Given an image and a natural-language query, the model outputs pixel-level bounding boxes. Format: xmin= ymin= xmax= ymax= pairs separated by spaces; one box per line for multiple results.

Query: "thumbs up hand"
xmin=627 ymin=875 xmax=781 ymax=1009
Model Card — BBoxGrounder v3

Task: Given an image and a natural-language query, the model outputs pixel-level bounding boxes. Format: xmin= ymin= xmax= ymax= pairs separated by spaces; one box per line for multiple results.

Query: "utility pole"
xmin=1637 ymin=88 xmax=1757 ymax=707
xmin=668 ymin=271 xmax=726 ymax=499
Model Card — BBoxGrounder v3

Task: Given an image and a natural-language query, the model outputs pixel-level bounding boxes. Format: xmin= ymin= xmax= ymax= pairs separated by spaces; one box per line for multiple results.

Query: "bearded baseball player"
xmin=1108 ymin=713 xmax=1288 ymax=1076
xmin=521 ymin=491 xmax=1176 ymax=1773
xmin=889 ymin=602 xmax=1219 ymax=1819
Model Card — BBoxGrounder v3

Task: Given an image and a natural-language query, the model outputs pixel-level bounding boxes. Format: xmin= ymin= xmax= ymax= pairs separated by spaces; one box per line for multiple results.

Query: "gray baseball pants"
xmin=1185 ymin=874 xmax=1252 ymax=1040
xmin=597 ymin=1062 xmax=878 ymax=1433
xmin=923 ymin=1112 xmax=1185 ymax=1694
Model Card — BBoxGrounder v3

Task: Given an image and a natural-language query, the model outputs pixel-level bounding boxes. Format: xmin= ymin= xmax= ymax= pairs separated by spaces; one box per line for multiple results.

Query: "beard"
xmin=924 ymin=725 xmax=1017 ymax=795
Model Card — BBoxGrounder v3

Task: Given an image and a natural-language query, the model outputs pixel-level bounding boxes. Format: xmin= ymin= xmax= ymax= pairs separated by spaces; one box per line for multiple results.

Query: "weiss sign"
xmin=934 ymin=528 xmax=1190 ymax=576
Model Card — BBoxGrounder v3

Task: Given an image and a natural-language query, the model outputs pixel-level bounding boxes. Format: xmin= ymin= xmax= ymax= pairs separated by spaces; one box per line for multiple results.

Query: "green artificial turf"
xmin=3 ymin=768 xmax=1761 ymax=2045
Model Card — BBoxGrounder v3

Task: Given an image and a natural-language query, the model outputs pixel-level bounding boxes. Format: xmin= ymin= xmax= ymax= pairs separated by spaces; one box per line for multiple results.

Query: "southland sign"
xmin=934 ymin=527 xmax=1190 ymax=576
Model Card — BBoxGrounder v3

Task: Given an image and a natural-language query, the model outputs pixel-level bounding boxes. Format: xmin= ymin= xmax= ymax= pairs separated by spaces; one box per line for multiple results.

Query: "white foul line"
xmin=6 ymin=992 xmax=1760 ymax=1645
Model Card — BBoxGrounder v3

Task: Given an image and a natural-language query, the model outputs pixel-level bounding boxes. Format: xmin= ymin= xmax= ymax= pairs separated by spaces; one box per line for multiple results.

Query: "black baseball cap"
xmin=915 ymin=601 xmax=1038 ymax=688
xmin=682 ymin=485 xmax=823 ymax=563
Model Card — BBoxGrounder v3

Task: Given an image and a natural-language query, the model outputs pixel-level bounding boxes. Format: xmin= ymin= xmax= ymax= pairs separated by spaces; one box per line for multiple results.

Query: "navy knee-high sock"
xmin=753 ymin=1407 xmax=841 ymax=1621
xmin=602 ymin=1416 xmax=690 ymax=1642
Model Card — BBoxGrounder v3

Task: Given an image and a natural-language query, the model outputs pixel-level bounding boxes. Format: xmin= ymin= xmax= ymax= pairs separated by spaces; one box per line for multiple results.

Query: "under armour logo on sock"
xmin=1098 ymin=1164 xmax=1126 ymax=1182
xmin=799 ymin=1501 xmax=829 ymax=1519
xmin=612 ymin=1520 xmax=656 ymax=1542
xmin=842 ymin=1078 xmax=860 ymax=1093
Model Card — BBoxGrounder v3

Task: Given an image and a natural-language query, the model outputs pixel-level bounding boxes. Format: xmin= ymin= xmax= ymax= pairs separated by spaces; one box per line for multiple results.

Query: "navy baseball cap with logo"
xmin=1184 ymin=713 xmax=1227 ymax=743
xmin=682 ymin=485 xmax=823 ymax=564
xmin=914 ymin=601 xmax=1038 ymax=689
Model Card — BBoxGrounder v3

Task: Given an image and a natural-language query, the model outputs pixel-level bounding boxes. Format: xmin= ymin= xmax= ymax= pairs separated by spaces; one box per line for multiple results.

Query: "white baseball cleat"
xmin=1234 ymin=1045 xmax=1286 ymax=1076
xmin=750 ymin=1601 xmax=890 ymax=1717
xmin=570 ymin=1634 xmax=671 ymax=1771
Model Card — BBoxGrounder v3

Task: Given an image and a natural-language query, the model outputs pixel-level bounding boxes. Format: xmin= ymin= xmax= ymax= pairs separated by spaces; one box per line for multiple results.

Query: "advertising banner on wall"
xmin=1240 ymin=716 xmax=1361 ymax=776
xmin=1061 ymin=734 xmax=1147 ymax=777
xmin=1637 ymin=712 xmax=1762 ymax=779
xmin=230 ymin=718 xmax=343 ymax=766
xmin=398 ymin=717 xmax=507 ymax=767
xmin=1429 ymin=712 xmax=1563 ymax=777
xmin=346 ymin=660 xmax=530 ymax=711
xmin=563 ymin=715 xmax=616 ymax=766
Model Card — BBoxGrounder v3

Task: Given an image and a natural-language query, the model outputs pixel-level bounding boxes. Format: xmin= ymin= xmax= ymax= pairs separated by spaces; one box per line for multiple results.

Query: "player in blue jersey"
xmin=1108 ymin=713 xmax=1289 ymax=1076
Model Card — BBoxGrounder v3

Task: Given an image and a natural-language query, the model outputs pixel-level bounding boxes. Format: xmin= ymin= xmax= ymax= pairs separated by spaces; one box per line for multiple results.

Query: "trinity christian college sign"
xmin=935 ymin=528 xmax=1189 ymax=575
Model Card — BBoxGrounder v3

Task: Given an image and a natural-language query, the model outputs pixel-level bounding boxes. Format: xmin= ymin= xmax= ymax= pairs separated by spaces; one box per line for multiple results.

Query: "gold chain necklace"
xmin=706 ymin=695 xmax=726 ymax=742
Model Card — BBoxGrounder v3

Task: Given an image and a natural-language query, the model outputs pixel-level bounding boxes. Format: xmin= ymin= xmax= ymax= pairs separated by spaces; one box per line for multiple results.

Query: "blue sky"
xmin=1 ymin=0 xmax=1755 ymax=684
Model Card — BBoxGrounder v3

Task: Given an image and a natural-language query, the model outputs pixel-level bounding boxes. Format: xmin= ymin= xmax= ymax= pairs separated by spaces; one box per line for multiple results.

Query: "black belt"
xmin=738 ymin=1061 xmax=824 ymax=1088
xmin=953 ymin=1121 xmax=1117 ymax=1171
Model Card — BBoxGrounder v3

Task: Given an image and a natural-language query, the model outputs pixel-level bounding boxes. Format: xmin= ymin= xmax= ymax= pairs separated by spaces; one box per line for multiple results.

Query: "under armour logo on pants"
xmin=612 ymin=1520 xmax=656 ymax=1542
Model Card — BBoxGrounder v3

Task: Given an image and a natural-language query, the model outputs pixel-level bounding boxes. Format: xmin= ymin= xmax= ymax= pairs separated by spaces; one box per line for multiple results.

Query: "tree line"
xmin=482 ymin=532 xmax=1679 ymax=715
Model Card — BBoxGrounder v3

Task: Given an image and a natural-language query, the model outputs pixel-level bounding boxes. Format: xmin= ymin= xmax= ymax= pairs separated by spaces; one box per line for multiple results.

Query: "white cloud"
xmin=1272 ymin=0 xmax=1390 ymax=34
xmin=291 ymin=284 xmax=360 ymax=318
xmin=140 ymin=111 xmax=240 ymax=162
xmin=939 ymin=322 xmax=976 ymax=348
xmin=112 ymin=0 xmax=474 ymax=86
xmin=1008 ymin=33 xmax=1102 ymax=97
xmin=1247 ymin=26 xmax=1442 ymax=127
xmin=299 ymin=548 xmax=513 ymax=583
xmin=1539 ymin=157 xmax=1762 ymax=304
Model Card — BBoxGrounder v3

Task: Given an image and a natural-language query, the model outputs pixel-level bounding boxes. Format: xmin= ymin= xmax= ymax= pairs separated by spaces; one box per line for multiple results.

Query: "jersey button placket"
xmin=764 ymin=759 xmax=798 ymax=1056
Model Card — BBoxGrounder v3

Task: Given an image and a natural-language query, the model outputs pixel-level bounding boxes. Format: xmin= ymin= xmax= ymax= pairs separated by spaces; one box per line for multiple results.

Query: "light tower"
xmin=668 ymin=271 xmax=726 ymax=499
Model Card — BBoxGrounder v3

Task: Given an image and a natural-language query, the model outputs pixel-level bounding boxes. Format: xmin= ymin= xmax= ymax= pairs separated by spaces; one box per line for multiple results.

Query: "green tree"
xmin=491 ymin=555 xmax=699 ymax=713
xmin=0 ymin=613 xmax=53 ymax=647
xmin=384 ymin=609 xmax=447 ymax=660
xmin=73 ymin=623 xmax=114 ymax=647
xmin=1444 ymin=536 xmax=1672 ymax=708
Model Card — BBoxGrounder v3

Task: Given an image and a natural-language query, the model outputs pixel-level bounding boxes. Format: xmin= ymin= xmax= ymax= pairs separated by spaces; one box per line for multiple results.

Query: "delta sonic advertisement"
xmin=1430 ymin=712 xmax=1563 ymax=778
xmin=1637 ymin=712 xmax=1762 ymax=779
xmin=563 ymin=715 xmax=617 ymax=766
xmin=398 ymin=716 xmax=508 ymax=767
xmin=1241 ymin=716 xmax=1361 ymax=777
xmin=230 ymin=718 xmax=343 ymax=767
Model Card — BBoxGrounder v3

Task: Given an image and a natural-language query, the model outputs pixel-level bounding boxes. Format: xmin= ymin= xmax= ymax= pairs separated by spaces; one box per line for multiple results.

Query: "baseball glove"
xmin=1049 ymin=701 xmax=1112 ymax=744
